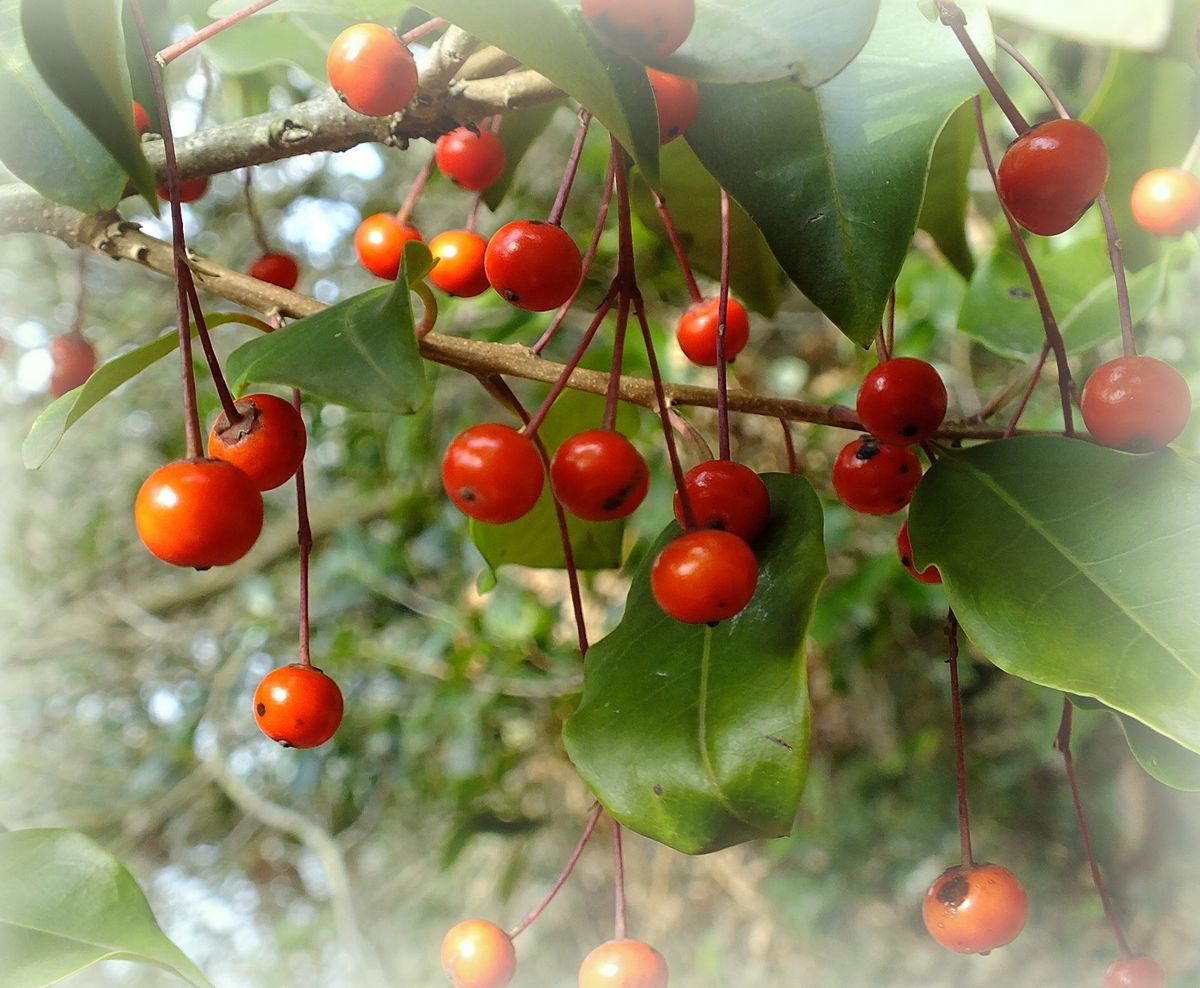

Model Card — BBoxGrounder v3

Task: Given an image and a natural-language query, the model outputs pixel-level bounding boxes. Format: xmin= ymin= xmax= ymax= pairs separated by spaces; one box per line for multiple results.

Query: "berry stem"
xmin=547 ymin=109 xmax=592 ymax=227
xmin=399 ymin=17 xmax=446 ymax=45
xmin=945 ymin=609 xmax=975 ymax=869
xmin=71 ymin=251 xmax=87 ymax=335
xmin=652 ymin=191 xmax=702 ymax=302
xmin=885 ymin=288 xmax=896 ymax=358
xmin=603 ymin=294 xmax=631 ymax=432
xmin=994 ymin=36 xmax=1068 ymax=117
xmin=508 ymin=802 xmax=604 ymax=939
xmin=1054 ymin=698 xmax=1134 ymax=957
xmin=184 ymin=278 xmax=246 ymax=429
xmin=779 ymin=418 xmax=798 ymax=474
xmin=612 ymin=818 xmax=628 ymax=941
xmin=396 ymin=155 xmax=435 ymax=227
xmin=934 ymin=1 xmax=1029 ymax=134
xmin=242 ymin=169 xmax=271 ymax=254
xmin=293 ymin=388 xmax=313 ymax=667
xmin=1003 ymin=342 xmax=1052 ymax=440
xmin=669 ymin=409 xmax=714 ymax=464
xmin=715 ymin=188 xmax=732 ymax=461
xmin=157 ymin=0 xmax=279 ymax=66
xmin=465 ymin=189 xmax=483 ymax=234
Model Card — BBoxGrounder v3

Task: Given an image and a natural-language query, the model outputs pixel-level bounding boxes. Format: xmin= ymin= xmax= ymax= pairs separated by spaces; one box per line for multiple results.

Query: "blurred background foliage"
xmin=1 ymin=2 xmax=1199 ymax=986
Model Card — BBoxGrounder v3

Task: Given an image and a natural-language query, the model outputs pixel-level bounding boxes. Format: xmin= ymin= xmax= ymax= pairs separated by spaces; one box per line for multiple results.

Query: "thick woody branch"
xmin=419 ymin=25 xmax=480 ymax=92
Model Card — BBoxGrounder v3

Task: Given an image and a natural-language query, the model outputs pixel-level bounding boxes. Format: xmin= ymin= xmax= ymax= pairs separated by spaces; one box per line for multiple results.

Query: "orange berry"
xmin=646 ymin=68 xmax=699 ymax=144
xmin=48 ymin=333 xmax=96 ymax=397
xmin=578 ymin=938 xmax=668 ymax=988
xmin=354 ymin=214 xmax=423 ymax=280
xmin=428 ymin=229 xmax=491 ymax=297
xmin=326 ymin=23 xmax=418 ymax=117
xmin=440 ymin=919 xmax=516 ymax=988
xmin=1130 ymin=167 xmax=1200 ymax=237
xmin=253 ymin=664 xmax=343 ymax=749
xmin=922 ymin=862 xmax=1028 ymax=954
xmin=207 ymin=393 xmax=307 ymax=491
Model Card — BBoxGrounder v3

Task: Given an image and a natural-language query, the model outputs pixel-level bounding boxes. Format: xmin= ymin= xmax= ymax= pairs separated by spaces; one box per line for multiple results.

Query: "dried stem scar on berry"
xmin=253 ymin=664 xmax=344 ymax=749
xmin=922 ymin=863 xmax=1028 ymax=954
xmin=208 ymin=393 xmax=307 ymax=491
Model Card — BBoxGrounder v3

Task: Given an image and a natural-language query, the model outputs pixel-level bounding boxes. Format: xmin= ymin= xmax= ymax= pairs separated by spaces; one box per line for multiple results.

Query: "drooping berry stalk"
xmin=548 ymin=110 xmax=593 ymax=226
xmin=875 ymin=288 xmax=896 ymax=363
xmin=508 ymin=803 xmax=604 ymax=938
xmin=1004 ymin=342 xmax=1052 ymax=440
xmin=242 ymin=169 xmax=270 ymax=254
xmin=157 ymin=0 xmax=279 ymax=66
xmin=397 ymin=155 xmax=435 ymax=227
xmin=653 ymin=191 xmax=702 ymax=303
xmin=612 ymin=818 xmax=628 ymax=940
xmin=603 ymin=295 xmax=632 ymax=432
xmin=934 ymin=1 xmax=1029 ymax=134
xmin=945 ymin=610 xmax=975 ymax=868
xmin=714 ymin=188 xmax=733 ymax=460
xmin=779 ymin=419 xmax=798 ymax=474
xmin=399 ymin=16 xmax=447 ymax=45
xmin=293 ymin=388 xmax=314 ymax=667
xmin=184 ymin=280 xmax=246 ymax=430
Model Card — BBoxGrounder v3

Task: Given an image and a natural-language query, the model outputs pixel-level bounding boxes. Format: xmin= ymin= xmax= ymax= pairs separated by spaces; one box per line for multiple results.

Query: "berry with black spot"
xmin=672 ymin=459 xmax=770 ymax=543
xmin=922 ymin=862 xmax=1028 ymax=954
xmin=484 ymin=220 xmax=582 ymax=312
xmin=856 ymin=357 xmax=947 ymax=445
xmin=253 ymin=663 xmax=343 ymax=749
xmin=550 ymin=429 xmax=649 ymax=522
xmin=831 ymin=437 xmax=922 ymax=516
xmin=441 ymin=423 xmax=545 ymax=524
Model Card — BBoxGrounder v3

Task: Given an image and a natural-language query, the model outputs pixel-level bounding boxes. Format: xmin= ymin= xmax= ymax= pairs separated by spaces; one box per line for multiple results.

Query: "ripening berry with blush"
xmin=672 ymin=459 xmax=770 ymax=543
xmin=354 ymin=214 xmax=423 ymax=280
xmin=856 ymin=357 xmax=947 ymax=445
xmin=157 ymin=175 xmax=209 ymax=203
xmin=1080 ymin=355 xmax=1192 ymax=452
xmin=651 ymin=529 xmax=758 ymax=625
xmin=428 ymin=229 xmax=491 ymax=297
xmin=1104 ymin=955 xmax=1166 ymax=988
xmin=484 ymin=220 xmax=582 ymax=312
xmin=675 ymin=296 xmax=750 ymax=366
xmin=248 ymin=252 xmax=300 ymax=290
xmin=578 ymin=937 xmax=669 ymax=988
xmin=922 ymin=862 xmax=1028 ymax=954
xmin=441 ymin=423 xmax=545 ymax=524
xmin=831 ymin=438 xmax=922 ymax=515
xmin=550 ymin=429 xmax=649 ymax=521
xmin=1130 ymin=167 xmax=1200 ymax=237
xmin=646 ymin=67 xmax=699 ymax=144
xmin=326 ymin=23 xmax=418 ymax=117
xmin=253 ymin=663 xmax=344 ymax=749
xmin=580 ymin=0 xmax=695 ymax=60
xmin=207 ymin=393 xmax=307 ymax=492
xmin=440 ymin=919 xmax=517 ymax=988
xmin=48 ymin=332 xmax=96 ymax=397
xmin=435 ymin=127 xmax=507 ymax=191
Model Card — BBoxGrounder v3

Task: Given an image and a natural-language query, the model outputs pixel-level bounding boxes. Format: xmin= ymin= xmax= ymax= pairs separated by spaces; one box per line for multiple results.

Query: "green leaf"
xmin=0 ymin=828 xmax=212 ymax=988
xmin=917 ymin=101 xmax=976 ymax=279
xmin=226 ymin=243 xmax=433 ymax=414
xmin=1071 ymin=696 xmax=1200 ymax=791
xmin=483 ymin=102 xmax=563 ymax=212
xmin=685 ymin=0 xmax=994 ymax=346
xmin=20 ymin=0 xmax=158 ymax=207
xmin=208 ymin=0 xmax=409 ymax=16
xmin=631 ymin=139 xmax=782 ymax=317
xmin=0 ymin=3 xmax=125 ymax=212
xmin=984 ymin=0 xmax=1173 ymax=50
xmin=909 ymin=437 xmax=1200 ymax=754
xmin=201 ymin=12 xmax=344 ymax=82
xmin=417 ymin=0 xmax=661 ymax=187
xmin=563 ymin=473 xmax=826 ymax=853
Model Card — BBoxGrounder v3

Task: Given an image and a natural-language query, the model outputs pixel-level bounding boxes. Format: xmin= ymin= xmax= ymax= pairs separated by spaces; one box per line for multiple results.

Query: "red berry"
xmin=484 ymin=220 xmax=582 ymax=312
xmin=253 ymin=663 xmax=343 ymax=749
xmin=831 ymin=438 xmax=922 ymax=516
xmin=550 ymin=429 xmax=649 ymax=522
xmin=580 ymin=0 xmax=695 ymax=59
xmin=157 ymin=175 xmax=209 ymax=203
xmin=675 ymin=296 xmax=750 ymax=366
xmin=996 ymin=118 xmax=1109 ymax=236
xmin=650 ymin=529 xmax=758 ymax=625
xmin=132 ymin=99 xmax=151 ymax=135
xmin=922 ymin=862 xmax=1028 ymax=954
xmin=856 ymin=357 xmax=947 ymax=445
xmin=672 ymin=459 xmax=770 ymax=543
xmin=578 ymin=938 xmax=668 ymax=988
xmin=646 ymin=67 xmax=699 ymax=144
xmin=441 ymin=423 xmax=545 ymax=524
xmin=207 ymin=393 xmax=307 ymax=492
xmin=1130 ymin=167 xmax=1200 ymax=237
xmin=1080 ymin=355 xmax=1192 ymax=452
xmin=428 ymin=229 xmax=490 ymax=297
xmin=434 ymin=127 xmax=507 ymax=192
xmin=134 ymin=458 xmax=264 ymax=569
xmin=1104 ymin=955 xmax=1167 ymax=988
xmin=897 ymin=519 xmax=941 ymax=584
xmin=354 ymin=214 xmax=423 ymax=280
xmin=248 ymin=252 xmax=300 ymax=290
xmin=326 ymin=23 xmax=418 ymax=117
xmin=440 ymin=919 xmax=516 ymax=988
xmin=48 ymin=333 xmax=96 ymax=397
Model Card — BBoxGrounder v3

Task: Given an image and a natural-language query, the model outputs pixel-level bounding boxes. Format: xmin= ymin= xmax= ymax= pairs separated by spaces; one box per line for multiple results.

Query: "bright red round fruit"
xmin=484 ymin=220 xmax=583 ymax=312
xmin=1080 ymin=355 xmax=1192 ymax=452
xmin=354 ymin=213 xmax=423 ymax=280
xmin=440 ymin=919 xmax=517 ymax=988
xmin=134 ymin=458 xmax=264 ymax=569
xmin=253 ymin=663 xmax=343 ymax=749
xmin=132 ymin=99 xmax=151 ymax=135
xmin=646 ymin=67 xmax=699 ymax=144
xmin=157 ymin=175 xmax=209 ymax=204
xmin=897 ymin=519 xmax=941 ymax=585
xmin=996 ymin=118 xmax=1109 ymax=236
xmin=207 ymin=393 xmax=307 ymax=491
xmin=672 ymin=459 xmax=770 ymax=543
xmin=675 ymin=296 xmax=750 ymax=366
xmin=922 ymin=862 xmax=1028 ymax=954
xmin=326 ymin=22 xmax=418 ymax=117
xmin=577 ymin=938 xmax=668 ymax=988
xmin=248 ymin=252 xmax=300 ymax=290
xmin=434 ymin=127 xmax=507 ymax=192
xmin=580 ymin=0 xmax=695 ymax=59
xmin=428 ymin=229 xmax=490 ymax=297
xmin=441 ymin=423 xmax=545 ymax=524
xmin=650 ymin=529 xmax=758 ymax=625
xmin=1104 ymin=955 xmax=1166 ymax=988
xmin=550 ymin=429 xmax=649 ymax=522
xmin=1130 ymin=166 xmax=1200 ymax=237
xmin=856 ymin=357 xmax=947 ymax=445
xmin=831 ymin=438 xmax=922 ymax=516
xmin=48 ymin=332 xmax=96 ymax=397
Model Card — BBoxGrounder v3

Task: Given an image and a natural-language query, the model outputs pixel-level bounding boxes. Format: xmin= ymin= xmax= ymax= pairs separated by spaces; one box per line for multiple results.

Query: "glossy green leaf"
xmin=909 ymin=437 xmax=1200 ymax=754
xmin=208 ymin=0 xmax=409 ymax=17
xmin=917 ymin=101 xmax=976 ymax=279
xmin=685 ymin=0 xmax=994 ymax=346
xmin=564 ymin=473 xmax=826 ymax=854
xmin=984 ymin=0 xmax=1172 ymax=51
xmin=201 ymin=12 xmax=344 ymax=82
xmin=20 ymin=0 xmax=158 ymax=207
xmin=227 ymin=243 xmax=433 ymax=414
xmin=417 ymin=0 xmax=660 ymax=187
xmin=0 ymin=828 xmax=212 ymax=988
xmin=483 ymin=102 xmax=563 ymax=211
xmin=631 ymin=139 xmax=782 ymax=317
xmin=1071 ymin=696 xmax=1200 ymax=791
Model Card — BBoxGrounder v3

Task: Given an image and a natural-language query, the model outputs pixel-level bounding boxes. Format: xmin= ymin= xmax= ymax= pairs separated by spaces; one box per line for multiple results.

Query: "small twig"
xmin=157 ymin=0 xmax=278 ymax=66
xmin=548 ymin=110 xmax=592 ymax=226
xmin=613 ymin=819 xmax=628 ymax=940
xmin=509 ymin=803 xmax=604 ymax=938
xmin=935 ymin=1 xmax=1029 ymax=134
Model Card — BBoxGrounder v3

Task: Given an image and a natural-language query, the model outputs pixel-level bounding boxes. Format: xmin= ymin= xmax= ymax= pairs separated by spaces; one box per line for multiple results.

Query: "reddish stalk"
xmin=885 ymin=288 xmax=896 ymax=358
xmin=935 ymin=1 xmax=1029 ymax=134
xmin=396 ymin=155 xmax=435 ymax=227
xmin=465 ymin=190 xmax=483 ymax=234
xmin=184 ymin=279 xmax=245 ymax=428
xmin=779 ymin=418 xmax=798 ymax=474
xmin=1004 ymin=342 xmax=1052 ymax=439
xmin=400 ymin=17 xmax=447 ymax=45
xmin=603 ymin=295 xmax=631 ymax=432
xmin=509 ymin=803 xmax=604 ymax=939
xmin=1054 ymin=698 xmax=1134 ymax=956
xmin=714 ymin=189 xmax=733 ymax=461
xmin=945 ymin=610 xmax=975 ymax=868
xmin=653 ymin=192 xmax=702 ymax=302
xmin=242 ymin=169 xmax=270 ymax=253
xmin=158 ymin=0 xmax=279 ymax=66
xmin=548 ymin=110 xmax=593 ymax=226
xmin=292 ymin=389 xmax=313 ymax=667
xmin=669 ymin=410 xmax=714 ymax=465
xmin=612 ymin=819 xmax=628 ymax=941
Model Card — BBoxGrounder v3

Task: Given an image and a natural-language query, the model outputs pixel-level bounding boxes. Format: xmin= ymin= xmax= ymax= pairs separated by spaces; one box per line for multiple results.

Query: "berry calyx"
xmin=441 ymin=423 xmax=545 ymax=524
xmin=1104 ymin=955 xmax=1166 ymax=988
xmin=897 ymin=519 xmax=941 ymax=585
xmin=550 ymin=429 xmax=649 ymax=522
xmin=580 ymin=0 xmax=695 ymax=60
xmin=440 ymin=919 xmax=517 ymax=988
xmin=207 ymin=393 xmax=308 ymax=492
xmin=134 ymin=458 xmax=264 ymax=569
xmin=1130 ymin=166 xmax=1200 ymax=237
xmin=157 ymin=175 xmax=209 ymax=203
xmin=672 ymin=459 xmax=770 ymax=543
xmin=428 ymin=229 xmax=491 ymax=297
xmin=646 ymin=68 xmax=699 ymax=144
xmin=650 ymin=529 xmax=758 ymax=625
xmin=354 ymin=214 xmax=423 ymax=280
xmin=484 ymin=220 xmax=583 ymax=312
xmin=856 ymin=357 xmax=948 ymax=445
xmin=996 ymin=118 xmax=1109 ymax=236
xmin=675 ymin=296 xmax=750 ymax=366
xmin=831 ymin=438 xmax=922 ymax=516
xmin=253 ymin=663 xmax=343 ymax=749
xmin=48 ymin=332 xmax=96 ymax=397
xmin=248 ymin=252 xmax=300 ymax=290
xmin=578 ymin=938 xmax=668 ymax=988
xmin=922 ymin=862 xmax=1028 ymax=954
xmin=326 ymin=23 xmax=418 ymax=117
xmin=1080 ymin=355 xmax=1192 ymax=452
xmin=434 ymin=127 xmax=508 ymax=192
xmin=132 ymin=99 xmax=151 ymax=135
